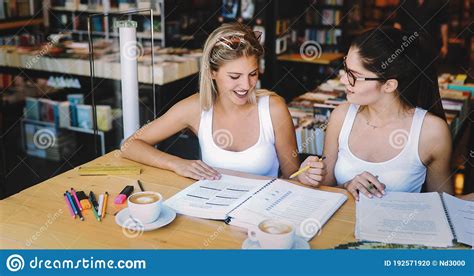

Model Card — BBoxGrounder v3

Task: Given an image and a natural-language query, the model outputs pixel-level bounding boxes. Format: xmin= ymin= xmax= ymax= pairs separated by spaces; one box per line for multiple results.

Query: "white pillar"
xmin=116 ymin=20 xmax=140 ymax=139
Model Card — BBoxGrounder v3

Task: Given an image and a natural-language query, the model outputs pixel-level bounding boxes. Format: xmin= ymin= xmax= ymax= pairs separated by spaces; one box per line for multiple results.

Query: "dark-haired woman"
xmin=321 ymin=27 xmax=469 ymax=200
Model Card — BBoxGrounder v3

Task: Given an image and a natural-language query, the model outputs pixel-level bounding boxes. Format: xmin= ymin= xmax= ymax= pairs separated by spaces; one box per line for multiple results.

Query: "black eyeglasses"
xmin=343 ymin=56 xmax=385 ymax=87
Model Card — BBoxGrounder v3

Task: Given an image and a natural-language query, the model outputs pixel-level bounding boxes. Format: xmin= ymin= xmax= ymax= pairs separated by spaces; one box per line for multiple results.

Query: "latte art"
xmin=259 ymin=221 xmax=293 ymax=234
xmin=129 ymin=193 xmax=161 ymax=204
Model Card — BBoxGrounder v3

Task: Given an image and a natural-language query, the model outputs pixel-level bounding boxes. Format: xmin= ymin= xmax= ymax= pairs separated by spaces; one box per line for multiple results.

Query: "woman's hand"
xmin=296 ymin=156 xmax=326 ymax=187
xmin=343 ymin=171 xmax=385 ymax=201
xmin=171 ymin=159 xmax=221 ymax=180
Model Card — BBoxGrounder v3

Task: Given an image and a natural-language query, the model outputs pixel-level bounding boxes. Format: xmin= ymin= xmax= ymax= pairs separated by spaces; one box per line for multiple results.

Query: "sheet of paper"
xmin=228 ymin=179 xmax=347 ymax=240
xmin=443 ymin=193 xmax=474 ymax=246
xmin=164 ymin=174 xmax=269 ymax=220
xmin=356 ymin=192 xmax=454 ymax=247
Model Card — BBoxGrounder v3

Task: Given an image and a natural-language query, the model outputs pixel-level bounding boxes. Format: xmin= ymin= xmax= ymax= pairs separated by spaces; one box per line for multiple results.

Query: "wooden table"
xmin=0 ymin=151 xmax=356 ymax=249
xmin=276 ymin=53 xmax=344 ymax=65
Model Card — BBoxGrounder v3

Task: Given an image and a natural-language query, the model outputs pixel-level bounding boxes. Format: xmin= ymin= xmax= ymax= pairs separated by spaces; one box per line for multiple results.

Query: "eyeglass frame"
xmin=342 ymin=56 xmax=386 ymax=87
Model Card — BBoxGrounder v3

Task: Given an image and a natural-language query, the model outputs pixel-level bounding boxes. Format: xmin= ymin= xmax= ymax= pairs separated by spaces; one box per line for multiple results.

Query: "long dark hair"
xmin=350 ymin=27 xmax=446 ymax=120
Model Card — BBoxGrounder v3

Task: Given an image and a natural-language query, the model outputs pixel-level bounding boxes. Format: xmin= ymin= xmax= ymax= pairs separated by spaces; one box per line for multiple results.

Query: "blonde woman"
xmin=120 ymin=23 xmax=325 ymax=185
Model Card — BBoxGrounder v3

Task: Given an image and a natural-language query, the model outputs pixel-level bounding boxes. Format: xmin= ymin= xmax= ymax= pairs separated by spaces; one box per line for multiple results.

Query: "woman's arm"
xmin=120 ymin=93 xmax=220 ymax=180
xmin=320 ymin=103 xmax=350 ymax=186
xmin=420 ymin=114 xmax=454 ymax=194
xmin=269 ymin=95 xmax=300 ymax=178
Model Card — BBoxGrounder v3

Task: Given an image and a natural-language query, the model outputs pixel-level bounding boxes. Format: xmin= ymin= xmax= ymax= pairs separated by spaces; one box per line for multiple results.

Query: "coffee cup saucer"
xmin=115 ymin=205 xmax=176 ymax=232
xmin=242 ymin=236 xmax=310 ymax=250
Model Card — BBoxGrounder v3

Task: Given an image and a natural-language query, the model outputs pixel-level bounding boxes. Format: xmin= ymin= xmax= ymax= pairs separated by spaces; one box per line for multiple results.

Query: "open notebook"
xmin=356 ymin=192 xmax=474 ymax=247
xmin=164 ymin=174 xmax=347 ymax=241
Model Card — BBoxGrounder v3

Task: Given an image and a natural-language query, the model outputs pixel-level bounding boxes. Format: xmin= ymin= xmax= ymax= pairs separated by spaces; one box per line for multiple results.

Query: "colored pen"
xmin=137 ymin=180 xmax=145 ymax=192
xmin=70 ymin=188 xmax=83 ymax=211
xmin=88 ymin=196 xmax=101 ymax=222
xmin=66 ymin=191 xmax=84 ymax=221
xmin=101 ymin=192 xmax=108 ymax=219
xmin=65 ymin=191 xmax=77 ymax=215
xmin=290 ymin=156 xmax=326 ymax=179
xmin=64 ymin=193 xmax=76 ymax=218
xmin=89 ymin=191 xmax=99 ymax=211
xmin=97 ymin=194 xmax=104 ymax=217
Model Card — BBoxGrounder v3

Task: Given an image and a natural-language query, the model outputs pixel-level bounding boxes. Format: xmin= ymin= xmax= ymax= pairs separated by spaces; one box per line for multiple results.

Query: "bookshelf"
xmin=48 ymin=0 xmax=166 ymax=46
xmin=264 ymin=0 xmax=346 ymax=101
xmin=0 ymin=0 xmax=44 ymax=36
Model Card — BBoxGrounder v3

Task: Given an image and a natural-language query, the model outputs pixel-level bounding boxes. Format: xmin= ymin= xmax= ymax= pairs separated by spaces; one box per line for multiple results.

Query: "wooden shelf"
xmin=51 ymin=6 xmax=161 ymax=15
xmin=276 ymin=52 xmax=344 ymax=65
xmin=0 ymin=18 xmax=43 ymax=31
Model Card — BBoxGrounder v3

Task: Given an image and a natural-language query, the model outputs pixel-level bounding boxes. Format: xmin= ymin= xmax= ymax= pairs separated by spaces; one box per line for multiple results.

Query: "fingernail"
xmin=382 ymin=190 xmax=386 ymax=195
xmin=368 ymin=194 xmax=373 ymax=198
xmin=377 ymin=194 xmax=382 ymax=198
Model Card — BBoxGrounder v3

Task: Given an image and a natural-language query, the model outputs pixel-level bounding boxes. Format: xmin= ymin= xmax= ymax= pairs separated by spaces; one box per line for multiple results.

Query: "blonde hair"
xmin=199 ymin=22 xmax=275 ymax=110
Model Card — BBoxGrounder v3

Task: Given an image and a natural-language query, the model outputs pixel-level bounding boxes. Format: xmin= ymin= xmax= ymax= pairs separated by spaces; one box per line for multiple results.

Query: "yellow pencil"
xmin=101 ymin=192 xmax=108 ymax=219
xmin=290 ymin=156 xmax=326 ymax=179
xmin=290 ymin=165 xmax=310 ymax=179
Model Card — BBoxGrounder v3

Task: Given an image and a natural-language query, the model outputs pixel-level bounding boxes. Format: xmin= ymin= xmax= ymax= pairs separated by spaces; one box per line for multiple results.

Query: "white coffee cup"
xmin=127 ymin=191 xmax=162 ymax=224
xmin=248 ymin=219 xmax=295 ymax=249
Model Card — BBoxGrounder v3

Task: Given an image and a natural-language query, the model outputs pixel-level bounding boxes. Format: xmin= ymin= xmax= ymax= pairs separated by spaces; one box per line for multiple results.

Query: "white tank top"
xmin=334 ymin=104 xmax=427 ymax=192
xmin=198 ymin=95 xmax=280 ymax=177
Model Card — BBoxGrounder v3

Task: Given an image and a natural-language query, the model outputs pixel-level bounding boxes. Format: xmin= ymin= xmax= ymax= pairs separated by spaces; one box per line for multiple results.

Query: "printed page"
xmin=443 ymin=193 xmax=474 ymax=246
xmin=164 ymin=174 xmax=269 ymax=220
xmin=228 ymin=179 xmax=347 ymax=241
xmin=356 ymin=192 xmax=454 ymax=247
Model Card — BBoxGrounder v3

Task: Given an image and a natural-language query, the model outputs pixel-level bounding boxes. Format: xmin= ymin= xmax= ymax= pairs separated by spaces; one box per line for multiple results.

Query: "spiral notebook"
xmin=355 ymin=192 xmax=474 ymax=247
xmin=164 ymin=174 xmax=347 ymax=241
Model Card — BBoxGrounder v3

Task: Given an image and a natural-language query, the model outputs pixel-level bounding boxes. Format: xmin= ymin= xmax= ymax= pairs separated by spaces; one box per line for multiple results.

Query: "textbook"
xmin=355 ymin=192 xmax=473 ymax=247
xmin=165 ymin=174 xmax=347 ymax=241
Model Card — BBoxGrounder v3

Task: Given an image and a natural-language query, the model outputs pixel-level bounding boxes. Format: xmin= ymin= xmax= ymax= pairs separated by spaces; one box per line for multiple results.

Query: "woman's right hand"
xmin=171 ymin=159 xmax=221 ymax=180
xmin=344 ymin=171 xmax=385 ymax=201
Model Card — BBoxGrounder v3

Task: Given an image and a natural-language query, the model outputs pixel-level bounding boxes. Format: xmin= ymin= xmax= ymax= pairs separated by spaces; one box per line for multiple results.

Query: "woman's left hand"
xmin=296 ymin=156 xmax=326 ymax=187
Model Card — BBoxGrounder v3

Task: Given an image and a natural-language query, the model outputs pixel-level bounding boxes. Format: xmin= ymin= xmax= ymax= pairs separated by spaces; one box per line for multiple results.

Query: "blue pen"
xmin=66 ymin=191 xmax=78 ymax=215
xmin=66 ymin=191 xmax=84 ymax=221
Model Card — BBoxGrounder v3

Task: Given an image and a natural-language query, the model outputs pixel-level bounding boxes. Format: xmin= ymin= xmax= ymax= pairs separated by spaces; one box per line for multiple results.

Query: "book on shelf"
xmin=38 ymin=98 xmax=60 ymax=127
xmin=356 ymin=192 xmax=473 ymax=247
xmin=96 ymin=105 xmax=112 ymax=131
xmin=304 ymin=28 xmax=341 ymax=45
xmin=76 ymin=104 xmax=93 ymax=129
xmin=24 ymin=97 xmax=40 ymax=121
xmin=165 ymin=174 xmax=347 ymax=241
xmin=295 ymin=122 xmax=325 ymax=156
xmin=58 ymin=101 xmax=71 ymax=128
xmin=67 ymin=93 xmax=84 ymax=127
xmin=0 ymin=0 xmax=5 ymax=19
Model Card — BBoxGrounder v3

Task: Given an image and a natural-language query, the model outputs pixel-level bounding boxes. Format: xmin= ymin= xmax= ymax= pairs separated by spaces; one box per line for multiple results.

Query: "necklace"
xmin=366 ymin=120 xmax=379 ymax=129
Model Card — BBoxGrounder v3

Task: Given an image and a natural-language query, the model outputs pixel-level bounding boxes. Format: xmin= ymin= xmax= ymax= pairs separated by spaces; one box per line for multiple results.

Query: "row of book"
xmin=0 ymin=33 xmax=43 ymax=46
xmin=289 ymin=78 xmax=347 ymax=156
xmin=24 ymin=95 xmax=113 ymax=132
xmin=304 ymin=28 xmax=342 ymax=46
xmin=52 ymin=0 xmax=162 ymax=12
xmin=316 ymin=0 xmax=344 ymax=5
xmin=0 ymin=0 xmax=41 ymax=19
xmin=51 ymin=12 xmax=161 ymax=34
xmin=24 ymin=123 xmax=77 ymax=161
xmin=440 ymin=89 xmax=471 ymax=139
xmin=0 ymin=73 xmax=14 ymax=89
xmin=305 ymin=9 xmax=343 ymax=26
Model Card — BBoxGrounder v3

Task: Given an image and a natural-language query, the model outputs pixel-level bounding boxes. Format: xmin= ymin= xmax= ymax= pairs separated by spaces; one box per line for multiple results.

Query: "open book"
xmin=356 ymin=192 xmax=473 ymax=247
xmin=164 ymin=174 xmax=347 ymax=241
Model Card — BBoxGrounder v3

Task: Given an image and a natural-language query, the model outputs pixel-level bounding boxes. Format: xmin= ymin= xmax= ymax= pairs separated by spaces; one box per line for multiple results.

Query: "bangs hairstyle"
xmin=199 ymin=22 xmax=274 ymax=110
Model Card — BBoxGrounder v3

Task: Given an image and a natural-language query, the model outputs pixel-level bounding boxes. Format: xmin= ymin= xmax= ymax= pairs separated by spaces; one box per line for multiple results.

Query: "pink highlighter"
xmin=114 ymin=185 xmax=134 ymax=204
